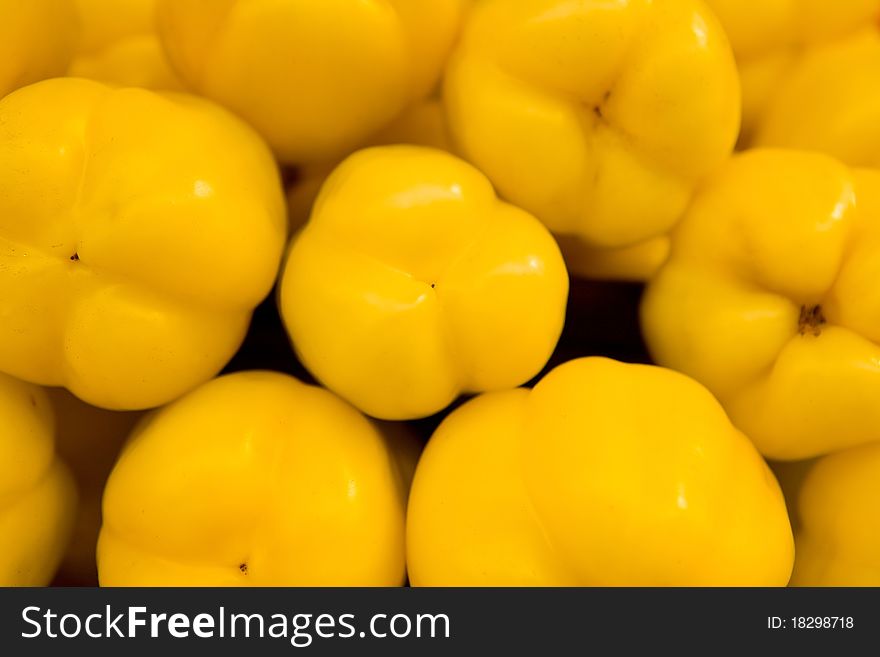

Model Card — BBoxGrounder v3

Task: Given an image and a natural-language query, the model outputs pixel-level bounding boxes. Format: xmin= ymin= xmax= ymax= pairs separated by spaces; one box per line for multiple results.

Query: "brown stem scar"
xmin=70 ymin=252 xmax=79 ymax=262
xmin=593 ymin=91 xmax=612 ymax=119
xmin=798 ymin=304 xmax=826 ymax=336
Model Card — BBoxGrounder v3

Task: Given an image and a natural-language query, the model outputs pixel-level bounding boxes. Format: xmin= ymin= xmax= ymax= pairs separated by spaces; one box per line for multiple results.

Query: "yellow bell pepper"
xmin=0 ymin=373 xmax=77 ymax=586
xmin=287 ymin=98 xmax=455 ymax=234
xmin=704 ymin=0 xmax=880 ymax=143
xmin=69 ymin=0 xmax=183 ymax=90
xmin=97 ymin=371 xmax=418 ymax=586
xmin=0 ymin=77 xmax=286 ymax=411
xmin=556 ymin=234 xmax=671 ymax=283
xmin=788 ymin=443 xmax=880 ymax=585
xmin=769 ymin=458 xmax=815 ymax=534
xmin=0 ymin=0 xmax=79 ymax=100
xmin=50 ymin=389 xmax=141 ymax=586
xmin=443 ymin=0 xmax=739 ymax=267
xmin=642 ymin=149 xmax=880 ymax=460
xmin=286 ymin=169 xmax=330 ymax=238
xmin=407 ymin=357 xmax=794 ymax=586
xmin=156 ymin=0 xmax=468 ymax=165
xmin=751 ymin=27 xmax=880 ymax=167
xmin=279 ymin=146 xmax=569 ymax=420
xmin=368 ymin=98 xmax=454 ymax=156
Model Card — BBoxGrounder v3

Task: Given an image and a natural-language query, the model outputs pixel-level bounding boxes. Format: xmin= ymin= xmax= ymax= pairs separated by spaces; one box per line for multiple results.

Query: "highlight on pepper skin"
xmin=97 ymin=371 xmax=418 ymax=587
xmin=443 ymin=0 xmax=740 ymax=275
xmin=406 ymin=357 xmax=794 ymax=586
xmin=642 ymin=149 xmax=880 ymax=461
xmin=0 ymin=373 xmax=77 ymax=587
xmin=279 ymin=145 xmax=570 ymax=421
xmin=0 ymin=0 xmax=79 ymax=100
xmin=156 ymin=0 xmax=469 ymax=166
xmin=0 ymin=77 xmax=287 ymax=411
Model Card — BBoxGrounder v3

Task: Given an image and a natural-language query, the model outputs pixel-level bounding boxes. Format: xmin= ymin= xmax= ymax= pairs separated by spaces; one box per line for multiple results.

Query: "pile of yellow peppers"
xmin=2 ymin=0 xmax=880 ymax=588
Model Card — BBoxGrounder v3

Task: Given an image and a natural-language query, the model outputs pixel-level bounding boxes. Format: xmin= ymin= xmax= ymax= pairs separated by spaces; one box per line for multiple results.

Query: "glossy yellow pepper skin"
xmin=279 ymin=146 xmax=569 ymax=420
xmin=443 ymin=0 xmax=739 ymax=258
xmin=97 ymin=371 xmax=418 ymax=586
xmin=156 ymin=0 xmax=467 ymax=165
xmin=0 ymin=0 xmax=78 ymax=100
xmin=788 ymin=444 xmax=880 ymax=586
xmin=70 ymin=0 xmax=183 ymax=90
xmin=0 ymin=373 xmax=77 ymax=586
xmin=704 ymin=0 xmax=880 ymax=143
xmin=0 ymin=78 xmax=286 ymax=411
xmin=50 ymin=389 xmax=141 ymax=586
xmin=407 ymin=357 xmax=793 ymax=586
xmin=642 ymin=149 xmax=880 ymax=460
xmin=752 ymin=28 xmax=880 ymax=167
xmin=287 ymin=98 xmax=455 ymax=234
